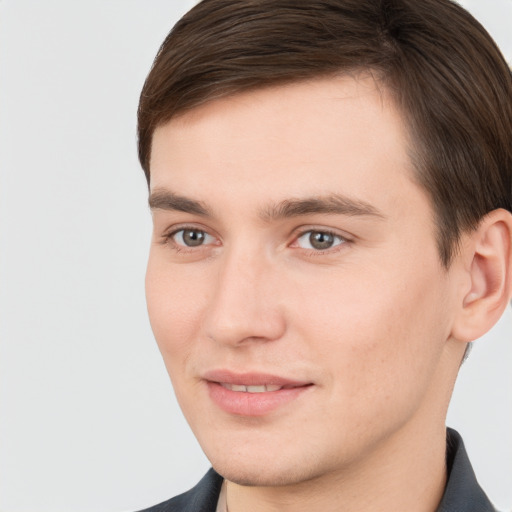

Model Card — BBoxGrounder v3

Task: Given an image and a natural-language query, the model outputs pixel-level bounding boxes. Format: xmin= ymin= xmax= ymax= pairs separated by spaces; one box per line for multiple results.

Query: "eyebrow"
xmin=262 ymin=195 xmax=385 ymax=221
xmin=148 ymin=189 xmax=385 ymax=221
xmin=149 ymin=189 xmax=210 ymax=216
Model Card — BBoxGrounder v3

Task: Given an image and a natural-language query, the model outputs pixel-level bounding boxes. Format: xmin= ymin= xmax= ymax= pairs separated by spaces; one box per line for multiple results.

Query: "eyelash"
xmin=160 ymin=225 xmax=350 ymax=255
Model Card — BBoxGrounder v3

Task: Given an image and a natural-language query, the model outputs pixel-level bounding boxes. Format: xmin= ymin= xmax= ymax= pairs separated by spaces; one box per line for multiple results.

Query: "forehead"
xmin=149 ymin=75 xmax=425 ymax=223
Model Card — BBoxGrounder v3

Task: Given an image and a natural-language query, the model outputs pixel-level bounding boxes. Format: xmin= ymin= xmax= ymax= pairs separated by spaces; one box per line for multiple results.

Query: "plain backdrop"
xmin=0 ymin=1 xmax=511 ymax=511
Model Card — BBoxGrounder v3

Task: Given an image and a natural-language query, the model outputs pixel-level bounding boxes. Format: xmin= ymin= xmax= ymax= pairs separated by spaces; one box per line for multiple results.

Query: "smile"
xmin=204 ymin=371 xmax=313 ymax=416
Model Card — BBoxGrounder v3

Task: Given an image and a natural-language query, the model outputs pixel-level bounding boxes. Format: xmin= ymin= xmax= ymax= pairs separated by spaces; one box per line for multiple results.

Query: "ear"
xmin=451 ymin=209 xmax=512 ymax=343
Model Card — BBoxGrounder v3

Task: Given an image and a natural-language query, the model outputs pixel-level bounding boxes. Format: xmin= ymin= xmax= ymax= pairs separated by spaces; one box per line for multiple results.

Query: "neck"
xmin=225 ymin=421 xmax=448 ymax=512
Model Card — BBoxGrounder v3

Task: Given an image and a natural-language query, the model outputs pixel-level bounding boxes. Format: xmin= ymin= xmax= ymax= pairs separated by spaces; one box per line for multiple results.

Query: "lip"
xmin=203 ymin=370 xmax=313 ymax=417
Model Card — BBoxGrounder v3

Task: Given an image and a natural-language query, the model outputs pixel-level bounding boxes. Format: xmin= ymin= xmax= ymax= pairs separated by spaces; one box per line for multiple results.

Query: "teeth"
xmin=246 ymin=385 xmax=266 ymax=393
xmin=220 ymin=383 xmax=283 ymax=393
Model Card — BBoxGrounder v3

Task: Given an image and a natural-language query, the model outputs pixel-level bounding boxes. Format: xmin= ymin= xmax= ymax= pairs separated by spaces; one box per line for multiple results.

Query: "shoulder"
xmin=136 ymin=468 xmax=223 ymax=512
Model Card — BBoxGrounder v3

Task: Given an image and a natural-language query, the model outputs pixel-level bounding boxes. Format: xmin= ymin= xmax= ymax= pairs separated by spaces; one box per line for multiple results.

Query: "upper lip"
xmin=203 ymin=369 xmax=311 ymax=388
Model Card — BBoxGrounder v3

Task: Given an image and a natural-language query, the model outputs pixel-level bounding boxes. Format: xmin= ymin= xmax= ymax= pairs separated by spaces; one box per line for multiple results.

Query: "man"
xmin=136 ymin=0 xmax=512 ymax=510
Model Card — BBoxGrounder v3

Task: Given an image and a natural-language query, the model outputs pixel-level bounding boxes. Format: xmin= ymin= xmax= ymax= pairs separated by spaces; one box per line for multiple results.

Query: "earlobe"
xmin=451 ymin=209 xmax=512 ymax=343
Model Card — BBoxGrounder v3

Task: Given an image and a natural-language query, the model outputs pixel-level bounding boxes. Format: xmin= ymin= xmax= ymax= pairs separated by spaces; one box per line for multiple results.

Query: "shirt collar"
xmin=436 ymin=428 xmax=495 ymax=512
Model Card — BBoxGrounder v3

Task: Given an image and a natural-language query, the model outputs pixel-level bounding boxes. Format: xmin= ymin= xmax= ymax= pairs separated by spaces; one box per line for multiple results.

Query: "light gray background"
xmin=0 ymin=1 xmax=511 ymax=511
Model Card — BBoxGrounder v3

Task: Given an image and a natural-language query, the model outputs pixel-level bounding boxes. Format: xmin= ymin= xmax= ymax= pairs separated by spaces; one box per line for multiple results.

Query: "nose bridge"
xmin=204 ymin=241 xmax=285 ymax=346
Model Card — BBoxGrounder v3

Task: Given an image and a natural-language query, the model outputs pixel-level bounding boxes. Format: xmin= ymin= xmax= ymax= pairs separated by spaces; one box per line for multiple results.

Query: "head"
xmin=139 ymin=0 xmax=512 ymax=488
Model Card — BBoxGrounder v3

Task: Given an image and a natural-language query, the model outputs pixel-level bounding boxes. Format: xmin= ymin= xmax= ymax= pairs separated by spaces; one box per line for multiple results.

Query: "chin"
xmin=193 ymin=417 xmax=352 ymax=488
xmin=204 ymin=437 xmax=332 ymax=488
xmin=196 ymin=429 xmax=308 ymax=486
xmin=212 ymin=460 xmax=322 ymax=488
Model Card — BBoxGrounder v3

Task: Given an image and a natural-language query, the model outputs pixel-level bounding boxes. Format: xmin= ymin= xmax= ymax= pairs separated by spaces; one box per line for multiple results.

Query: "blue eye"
xmin=296 ymin=230 xmax=345 ymax=250
xmin=172 ymin=228 xmax=215 ymax=247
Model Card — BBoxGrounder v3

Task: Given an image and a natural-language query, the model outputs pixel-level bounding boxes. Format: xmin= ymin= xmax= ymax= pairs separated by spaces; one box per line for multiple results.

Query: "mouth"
xmin=203 ymin=370 xmax=313 ymax=416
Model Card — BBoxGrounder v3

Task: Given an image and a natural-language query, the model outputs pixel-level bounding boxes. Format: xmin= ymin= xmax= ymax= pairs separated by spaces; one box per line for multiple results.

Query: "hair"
xmin=138 ymin=0 xmax=512 ymax=266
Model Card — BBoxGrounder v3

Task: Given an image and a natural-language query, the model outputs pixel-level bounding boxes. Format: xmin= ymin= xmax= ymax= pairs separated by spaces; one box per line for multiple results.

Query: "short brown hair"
xmin=138 ymin=0 xmax=512 ymax=265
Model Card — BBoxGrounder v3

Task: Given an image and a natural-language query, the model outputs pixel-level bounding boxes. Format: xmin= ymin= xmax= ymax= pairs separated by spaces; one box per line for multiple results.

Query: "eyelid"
xmin=291 ymin=225 xmax=352 ymax=240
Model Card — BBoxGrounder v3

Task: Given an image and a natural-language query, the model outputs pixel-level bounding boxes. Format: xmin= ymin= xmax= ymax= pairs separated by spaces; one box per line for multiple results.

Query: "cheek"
xmin=293 ymin=256 xmax=451 ymax=407
xmin=145 ymin=253 xmax=208 ymax=375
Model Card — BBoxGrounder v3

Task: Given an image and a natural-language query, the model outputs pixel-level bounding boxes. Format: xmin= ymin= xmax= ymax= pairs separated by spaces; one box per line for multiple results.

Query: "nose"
xmin=203 ymin=247 xmax=286 ymax=347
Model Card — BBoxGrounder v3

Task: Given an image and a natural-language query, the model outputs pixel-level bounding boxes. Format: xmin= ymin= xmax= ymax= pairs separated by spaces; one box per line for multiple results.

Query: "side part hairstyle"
xmin=138 ymin=0 xmax=512 ymax=266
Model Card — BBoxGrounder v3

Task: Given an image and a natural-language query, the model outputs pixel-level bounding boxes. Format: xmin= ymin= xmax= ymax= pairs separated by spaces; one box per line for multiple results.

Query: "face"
xmin=146 ymin=76 xmax=460 ymax=486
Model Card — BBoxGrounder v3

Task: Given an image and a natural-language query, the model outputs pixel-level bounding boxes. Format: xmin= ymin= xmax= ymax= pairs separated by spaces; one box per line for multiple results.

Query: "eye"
xmin=171 ymin=228 xmax=216 ymax=247
xmin=295 ymin=230 xmax=346 ymax=251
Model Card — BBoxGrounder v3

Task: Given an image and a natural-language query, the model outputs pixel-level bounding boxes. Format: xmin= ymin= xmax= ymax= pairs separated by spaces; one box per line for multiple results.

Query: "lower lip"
xmin=206 ymin=382 xmax=311 ymax=416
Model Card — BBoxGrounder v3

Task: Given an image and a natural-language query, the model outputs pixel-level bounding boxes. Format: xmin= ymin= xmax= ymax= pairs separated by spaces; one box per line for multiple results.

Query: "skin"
xmin=145 ymin=76 xmax=491 ymax=511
